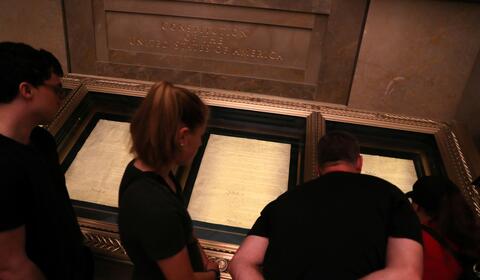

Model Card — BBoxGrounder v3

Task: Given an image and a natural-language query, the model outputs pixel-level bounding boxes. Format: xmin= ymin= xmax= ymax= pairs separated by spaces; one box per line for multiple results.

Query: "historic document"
xmin=361 ymin=154 xmax=418 ymax=193
xmin=188 ymin=134 xmax=291 ymax=229
xmin=65 ymin=119 xmax=133 ymax=207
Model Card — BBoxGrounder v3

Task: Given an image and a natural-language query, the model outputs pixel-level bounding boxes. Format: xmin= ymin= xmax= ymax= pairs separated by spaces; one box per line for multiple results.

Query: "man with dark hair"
xmin=230 ymin=131 xmax=423 ymax=279
xmin=0 ymin=42 xmax=92 ymax=279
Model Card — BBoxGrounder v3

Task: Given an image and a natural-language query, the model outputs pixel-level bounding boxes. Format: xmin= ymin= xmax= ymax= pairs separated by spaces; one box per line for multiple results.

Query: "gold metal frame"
xmin=49 ymin=74 xmax=480 ymax=278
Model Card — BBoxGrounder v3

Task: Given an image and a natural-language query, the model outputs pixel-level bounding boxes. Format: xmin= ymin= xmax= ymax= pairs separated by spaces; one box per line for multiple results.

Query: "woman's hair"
xmin=410 ymin=176 xmax=480 ymax=259
xmin=130 ymin=81 xmax=208 ymax=170
xmin=437 ymin=185 xmax=480 ymax=259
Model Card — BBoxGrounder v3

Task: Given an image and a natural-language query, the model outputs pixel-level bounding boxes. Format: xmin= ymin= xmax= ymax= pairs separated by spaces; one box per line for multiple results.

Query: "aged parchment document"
xmin=65 ymin=119 xmax=133 ymax=207
xmin=188 ymin=134 xmax=291 ymax=229
xmin=361 ymin=154 xmax=418 ymax=193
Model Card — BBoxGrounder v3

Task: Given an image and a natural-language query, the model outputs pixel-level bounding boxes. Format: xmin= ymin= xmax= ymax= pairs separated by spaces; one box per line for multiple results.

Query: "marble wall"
xmin=0 ymin=0 xmax=68 ymax=72
xmin=65 ymin=0 xmax=323 ymax=99
xmin=0 ymin=0 xmax=478 ymax=151
xmin=349 ymin=0 xmax=480 ymax=123
xmin=63 ymin=0 xmax=369 ymax=103
xmin=456 ymin=51 xmax=480 ymax=149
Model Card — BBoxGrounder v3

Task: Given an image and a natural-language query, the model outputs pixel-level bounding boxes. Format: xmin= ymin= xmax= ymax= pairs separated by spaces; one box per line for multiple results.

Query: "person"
xmin=407 ymin=176 xmax=480 ymax=280
xmin=229 ymin=131 xmax=423 ymax=280
xmin=0 ymin=42 xmax=93 ymax=279
xmin=118 ymin=81 xmax=220 ymax=280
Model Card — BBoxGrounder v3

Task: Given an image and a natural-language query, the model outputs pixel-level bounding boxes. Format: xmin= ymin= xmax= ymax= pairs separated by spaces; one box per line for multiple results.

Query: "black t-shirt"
xmin=249 ymin=171 xmax=422 ymax=280
xmin=0 ymin=127 xmax=92 ymax=280
xmin=118 ymin=160 xmax=204 ymax=280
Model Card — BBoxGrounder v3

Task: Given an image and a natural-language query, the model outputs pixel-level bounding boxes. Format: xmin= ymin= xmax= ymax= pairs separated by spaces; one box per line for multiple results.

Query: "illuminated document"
xmin=361 ymin=154 xmax=417 ymax=193
xmin=188 ymin=134 xmax=291 ymax=229
xmin=65 ymin=119 xmax=133 ymax=207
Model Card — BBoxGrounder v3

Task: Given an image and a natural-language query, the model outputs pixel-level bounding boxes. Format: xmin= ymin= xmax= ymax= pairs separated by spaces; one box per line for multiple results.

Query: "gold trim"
xmin=47 ymin=84 xmax=88 ymax=136
xmin=439 ymin=129 xmax=480 ymax=214
xmin=304 ymin=112 xmax=323 ymax=181
xmin=78 ymin=217 xmax=237 ymax=277
xmin=54 ymin=73 xmax=476 ymax=209
xmin=62 ymin=76 xmax=82 ymax=89
xmin=78 ymin=218 xmax=129 ymax=262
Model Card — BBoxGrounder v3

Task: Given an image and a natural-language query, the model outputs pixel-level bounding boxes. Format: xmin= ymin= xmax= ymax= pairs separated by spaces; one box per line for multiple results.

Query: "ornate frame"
xmin=49 ymin=74 xmax=480 ymax=279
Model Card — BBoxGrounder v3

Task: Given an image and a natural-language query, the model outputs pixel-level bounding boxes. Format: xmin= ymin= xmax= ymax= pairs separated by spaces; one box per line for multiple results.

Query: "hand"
xmin=206 ymin=260 xmax=220 ymax=280
xmin=206 ymin=259 xmax=219 ymax=271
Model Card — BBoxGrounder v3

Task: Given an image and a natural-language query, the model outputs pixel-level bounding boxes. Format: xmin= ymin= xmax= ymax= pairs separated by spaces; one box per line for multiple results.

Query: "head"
xmin=0 ymin=42 xmax=65 ymax=123
xmin=130 ymin=81 xmax=208 ymax=170
xmin=317 ymin=131 xmax=362 ymax=175
xmin=408 ymin=176 xmax=480 ymax=257
xmin=406 ymin=176 xmax=456 ymax=220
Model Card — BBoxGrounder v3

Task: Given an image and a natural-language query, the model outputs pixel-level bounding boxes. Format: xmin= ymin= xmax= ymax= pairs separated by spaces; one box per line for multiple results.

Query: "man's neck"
xmin=0 ymin=103 xmax=34 ymax=144
xmin=319 ymin=163 xmax=359 ymax=175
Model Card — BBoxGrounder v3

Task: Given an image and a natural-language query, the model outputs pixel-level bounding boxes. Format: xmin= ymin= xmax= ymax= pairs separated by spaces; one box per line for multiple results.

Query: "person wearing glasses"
xmin=0 ymin=42 xmax=93 ymax=280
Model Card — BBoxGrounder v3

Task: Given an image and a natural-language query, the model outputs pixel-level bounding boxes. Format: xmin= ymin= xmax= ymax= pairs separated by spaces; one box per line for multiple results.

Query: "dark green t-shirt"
xmin=118 ymin=160 xmax=204 ymax=280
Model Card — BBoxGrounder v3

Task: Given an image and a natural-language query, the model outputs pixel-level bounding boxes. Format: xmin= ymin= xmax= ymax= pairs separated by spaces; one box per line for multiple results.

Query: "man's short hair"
xmin=317 ymin=131 xmax=360 ymax=167
xmin=0 ymin=42 xmax=63 ymax=103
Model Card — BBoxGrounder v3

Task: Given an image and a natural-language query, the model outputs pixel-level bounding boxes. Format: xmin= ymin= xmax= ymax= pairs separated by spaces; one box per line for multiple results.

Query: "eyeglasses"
xmin=41 ymin=83 xmax=66 ymax=99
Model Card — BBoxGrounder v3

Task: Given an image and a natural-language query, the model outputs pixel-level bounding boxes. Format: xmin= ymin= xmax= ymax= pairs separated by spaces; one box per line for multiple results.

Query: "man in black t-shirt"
xmin=230 ymin=131 xmax=423 ymax=280
xmin=0 ymin=42 xmax=92 ymax=279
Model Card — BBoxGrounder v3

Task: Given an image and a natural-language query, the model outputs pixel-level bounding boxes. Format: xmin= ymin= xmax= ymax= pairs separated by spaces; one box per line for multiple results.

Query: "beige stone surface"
xmin=105 ymin=12 xmax=311 ymax=81
xmin=0 ymin=0 xmax=68 ymax=72
xmin=1 ymin=0 xmax=479 ymax=151
xmin=97 ymin=1 xmax=320 ymax=84
xmin=315 ymin=0 xmax=369 ymax=104
xmin=349 ymin=0 xmax=480 ymax=122
xmin=66 ymin=0 xmax=344 ymax=100
xmin=456 ymin=51 xmax=480 ymax=153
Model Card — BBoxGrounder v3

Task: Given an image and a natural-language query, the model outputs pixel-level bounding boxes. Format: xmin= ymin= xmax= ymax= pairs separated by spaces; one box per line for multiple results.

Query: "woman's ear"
xmin=177 ymin=126 xmax=190 ymax=147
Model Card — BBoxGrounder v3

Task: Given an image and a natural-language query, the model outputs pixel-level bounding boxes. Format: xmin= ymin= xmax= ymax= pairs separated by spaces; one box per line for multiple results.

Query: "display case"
xmin=48 ymin=74 xmax=480 ymax=278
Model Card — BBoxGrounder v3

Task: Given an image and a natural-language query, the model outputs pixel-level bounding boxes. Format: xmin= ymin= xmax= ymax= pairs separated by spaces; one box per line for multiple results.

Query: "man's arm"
xmin=0 ymin=226 xmax=46 ymax=280
xmin=229 ymin=235 xmax=269 ymax=280
xmin=360 ymin=237 xmax=423 ymax=280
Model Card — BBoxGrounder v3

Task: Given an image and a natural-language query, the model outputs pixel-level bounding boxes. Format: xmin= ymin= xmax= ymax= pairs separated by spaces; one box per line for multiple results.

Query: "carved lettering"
xmin=126 ymin=21 xmax=284 ymax=62
xmin=158 ymin=21 xmax=247 ymax=39
xmin=129 ymin=37 xmax=168 ymax=49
